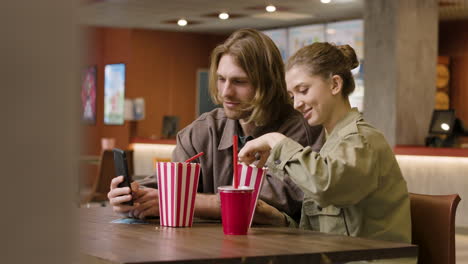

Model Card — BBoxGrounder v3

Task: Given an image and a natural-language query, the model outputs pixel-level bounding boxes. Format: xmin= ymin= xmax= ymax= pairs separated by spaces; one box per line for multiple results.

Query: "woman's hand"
xmin=238 ymin=132 xmax=286 ymax=167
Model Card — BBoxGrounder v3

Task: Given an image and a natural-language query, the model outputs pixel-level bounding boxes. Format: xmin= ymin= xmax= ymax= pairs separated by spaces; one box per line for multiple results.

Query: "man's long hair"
xmin=209 ymin=28 xmax=291 ymax=126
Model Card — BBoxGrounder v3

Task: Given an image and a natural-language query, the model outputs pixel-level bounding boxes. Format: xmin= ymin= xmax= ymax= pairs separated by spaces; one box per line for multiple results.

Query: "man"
xmin=108 ymin=28 xmax=324 ymax=226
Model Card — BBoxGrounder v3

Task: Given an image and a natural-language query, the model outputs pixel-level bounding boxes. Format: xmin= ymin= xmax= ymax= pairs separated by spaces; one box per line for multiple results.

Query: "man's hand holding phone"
xmin=108 ymin=176 xmax=160 ymax=219
xmin=108 ymin=176 xmax=136 ymax=214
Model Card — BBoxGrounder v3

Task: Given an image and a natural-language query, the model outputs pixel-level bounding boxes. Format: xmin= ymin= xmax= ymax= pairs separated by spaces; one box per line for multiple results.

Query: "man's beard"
xmin=223 ymin=105 xmax=251 ymax=120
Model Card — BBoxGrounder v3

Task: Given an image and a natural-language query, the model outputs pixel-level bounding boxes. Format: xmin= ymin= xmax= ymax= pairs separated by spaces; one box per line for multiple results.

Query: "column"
xmin=1 ymin=1 xmax=79 ymax=263
xmin=364 ymin=0 xmax=438 ymax=146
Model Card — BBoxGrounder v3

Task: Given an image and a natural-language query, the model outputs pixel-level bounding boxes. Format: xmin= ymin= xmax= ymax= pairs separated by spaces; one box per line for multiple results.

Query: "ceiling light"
xmin=219 ymin=12 xmax=229 ymax=20
xmin=321 ymin=0 xmax=332 ymax=3
xmin=326 ymin=28 xmax=336 ymax=34
xmin=177 ymin=19 xmax=187 ymax=26
xmin=266 ymin=5 xmax=276 ymax=12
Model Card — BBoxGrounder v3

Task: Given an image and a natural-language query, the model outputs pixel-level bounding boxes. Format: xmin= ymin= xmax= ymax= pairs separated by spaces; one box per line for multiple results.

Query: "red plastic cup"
xmin=218 ymin=186 xmax=254 ymax=235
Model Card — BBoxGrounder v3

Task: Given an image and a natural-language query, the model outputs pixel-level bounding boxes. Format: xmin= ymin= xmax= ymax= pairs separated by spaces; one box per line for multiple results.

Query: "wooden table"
xmin=80 ymin=208 xmax=417 ymax=264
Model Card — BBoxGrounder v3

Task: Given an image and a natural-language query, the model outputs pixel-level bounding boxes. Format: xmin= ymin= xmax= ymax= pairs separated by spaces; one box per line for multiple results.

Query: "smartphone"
xmin=113 ymin=148 xmax=133 ymax=206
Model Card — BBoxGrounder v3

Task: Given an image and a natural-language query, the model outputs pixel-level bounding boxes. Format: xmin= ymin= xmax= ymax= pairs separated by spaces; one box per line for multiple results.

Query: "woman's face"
xmin=286 ymin=65 xmax=336 ymax=127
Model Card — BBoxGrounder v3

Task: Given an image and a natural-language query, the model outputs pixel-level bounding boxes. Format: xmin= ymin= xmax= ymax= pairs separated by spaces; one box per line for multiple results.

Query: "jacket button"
xmin=274 ymin=160 xmax=281 ymax=165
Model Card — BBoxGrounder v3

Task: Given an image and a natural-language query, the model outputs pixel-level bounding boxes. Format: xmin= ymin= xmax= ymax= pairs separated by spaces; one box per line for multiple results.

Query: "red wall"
xmin=128 ymin=29 xmax=225 ymax=140
xmin=82 ymin=27 xmax=226 ymax=155
xmin=83 ymin=27 xmax=132 ymax=155
xmin=439 ymin=20 xmax=468 ymax=126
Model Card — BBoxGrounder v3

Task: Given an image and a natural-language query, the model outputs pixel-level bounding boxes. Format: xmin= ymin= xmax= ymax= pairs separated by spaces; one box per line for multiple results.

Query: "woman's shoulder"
xmin=336 ymin=117 xmax=390 ymax=148
xmin=356 ymin=120 xmax=388 ymax=142
xmin=353 ymin=121 xmax=395 ymax=154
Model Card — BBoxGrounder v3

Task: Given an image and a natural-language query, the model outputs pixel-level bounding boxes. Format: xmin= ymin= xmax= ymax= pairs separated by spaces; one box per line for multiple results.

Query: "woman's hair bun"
xmin=337 ymin=44 xmax=359 ymax=70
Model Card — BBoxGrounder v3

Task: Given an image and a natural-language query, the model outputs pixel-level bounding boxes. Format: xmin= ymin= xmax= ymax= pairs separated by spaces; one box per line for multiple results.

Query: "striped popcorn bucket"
xmin=156 ymin=162 xmax=201 ymax=227
xmin=233 ymin=164 xmax=267 ymax=227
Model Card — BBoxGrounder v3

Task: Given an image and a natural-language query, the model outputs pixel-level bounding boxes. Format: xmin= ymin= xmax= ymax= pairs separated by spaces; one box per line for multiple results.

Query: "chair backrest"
xmin=92 ymin=149 xmax=134 ymax=201
xmin=409 ymin=193 xmax=461 ymax=264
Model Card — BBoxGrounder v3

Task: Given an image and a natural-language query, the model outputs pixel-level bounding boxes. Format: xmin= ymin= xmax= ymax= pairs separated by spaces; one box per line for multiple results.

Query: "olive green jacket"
xmin=267 ymin=108 xmax=412 ymax=244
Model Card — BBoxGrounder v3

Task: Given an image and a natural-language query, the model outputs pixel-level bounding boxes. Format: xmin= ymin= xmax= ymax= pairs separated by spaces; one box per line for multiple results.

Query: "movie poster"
xmin=104 ymin=63 xmax=126 ymax=125
xmin=81 ymin=66 xmax=97 ymax=124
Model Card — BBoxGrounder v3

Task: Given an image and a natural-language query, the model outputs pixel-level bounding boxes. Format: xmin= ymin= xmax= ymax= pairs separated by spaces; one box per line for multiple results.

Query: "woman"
xmin=238 ymin=42 xmax=412 ymax=245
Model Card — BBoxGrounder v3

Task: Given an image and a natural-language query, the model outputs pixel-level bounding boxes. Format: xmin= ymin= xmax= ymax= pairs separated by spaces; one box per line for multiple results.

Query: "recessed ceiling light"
xmin=326 ymin=28 xmax=336 ymax=34
xmin=219 ymin=12 xmax=229 ymax=20
xmin=321 ymin=0 xmax=332 ymax=3
xmin=177 ymin=19 xmax=187 ymax=26
xmin=266 ymin=5 xmax=276 ymax=12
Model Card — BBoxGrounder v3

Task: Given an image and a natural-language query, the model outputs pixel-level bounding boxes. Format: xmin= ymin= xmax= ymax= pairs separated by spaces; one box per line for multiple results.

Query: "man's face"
xmin=216 ymin=54 xmax=255 ymax=120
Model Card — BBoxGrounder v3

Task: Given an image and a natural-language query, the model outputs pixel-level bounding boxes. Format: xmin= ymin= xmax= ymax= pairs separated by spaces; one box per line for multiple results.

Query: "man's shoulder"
xmin=179 ymin=108 xmax=228 ymax=134
xmin=276 ymin=109 xmax=313 ymax=134
xmin=276 ymin=109 xmax=324 ymax=148
xmin=197 ymin=108 xmax=227 ymax=121
xmin=281 ymin=108 xmax=305 ymax=122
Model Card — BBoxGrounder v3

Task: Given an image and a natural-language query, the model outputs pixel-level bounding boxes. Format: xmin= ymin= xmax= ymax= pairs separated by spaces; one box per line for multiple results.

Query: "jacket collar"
xmin=327 ymin=107 xmax=362 ymax=138
xmin=218 ymin=118 xmax=240 ymax=150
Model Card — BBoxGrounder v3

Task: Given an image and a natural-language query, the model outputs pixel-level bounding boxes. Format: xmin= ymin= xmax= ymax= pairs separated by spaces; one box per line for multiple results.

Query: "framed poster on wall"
xmin=81 ymin=66 xmax=97 ymax=124
xmin=262 ymin=28 xmax=289 ymax=61
xmin=104 ymin=63 xmax=126 ymax=125
xmin=326 ymin=19 xmax=364 ymax=111
xmin=288 ymin=24 xmax=326 ymax=58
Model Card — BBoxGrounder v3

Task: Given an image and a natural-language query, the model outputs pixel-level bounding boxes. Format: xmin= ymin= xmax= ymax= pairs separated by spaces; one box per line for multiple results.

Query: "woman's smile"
xmin=303 ymin=108 xmax=313 ymax=120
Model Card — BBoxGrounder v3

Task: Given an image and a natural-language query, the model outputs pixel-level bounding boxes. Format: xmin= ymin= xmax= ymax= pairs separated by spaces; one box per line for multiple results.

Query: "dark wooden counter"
xmin=80 ymin=207 xmax=417 ymax=264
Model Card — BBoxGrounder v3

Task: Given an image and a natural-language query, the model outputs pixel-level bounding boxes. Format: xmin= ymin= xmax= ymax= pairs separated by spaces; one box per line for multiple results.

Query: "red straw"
xmin=233 ymin=135 xmax=238 ymax=189
xmin=185 ymin=152 xmax=204 ymax=163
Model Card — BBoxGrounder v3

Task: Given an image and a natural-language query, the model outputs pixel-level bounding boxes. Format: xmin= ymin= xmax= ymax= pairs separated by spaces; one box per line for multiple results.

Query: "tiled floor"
xmin=457 ymin=233 xmax=468 ymax=264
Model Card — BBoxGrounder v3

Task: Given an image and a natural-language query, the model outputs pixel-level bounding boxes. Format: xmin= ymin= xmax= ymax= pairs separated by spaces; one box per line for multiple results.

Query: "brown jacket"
xmin=141 ymin=106 xmax=324 ymax=221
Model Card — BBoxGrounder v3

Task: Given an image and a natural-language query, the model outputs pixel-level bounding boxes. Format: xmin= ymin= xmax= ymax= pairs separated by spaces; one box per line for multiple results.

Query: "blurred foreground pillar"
xmin=0 ymin=1 xmax=80 ymax=263
xmin=364 ymin=0 xmax=438 ymax=146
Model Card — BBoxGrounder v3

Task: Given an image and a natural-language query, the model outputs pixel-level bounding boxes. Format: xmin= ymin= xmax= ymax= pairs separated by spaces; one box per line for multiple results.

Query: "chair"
xmin=409 ymin=193 xmax=461 ymax=264
xmin=81 ymin=149 xmax=134 ymax=204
